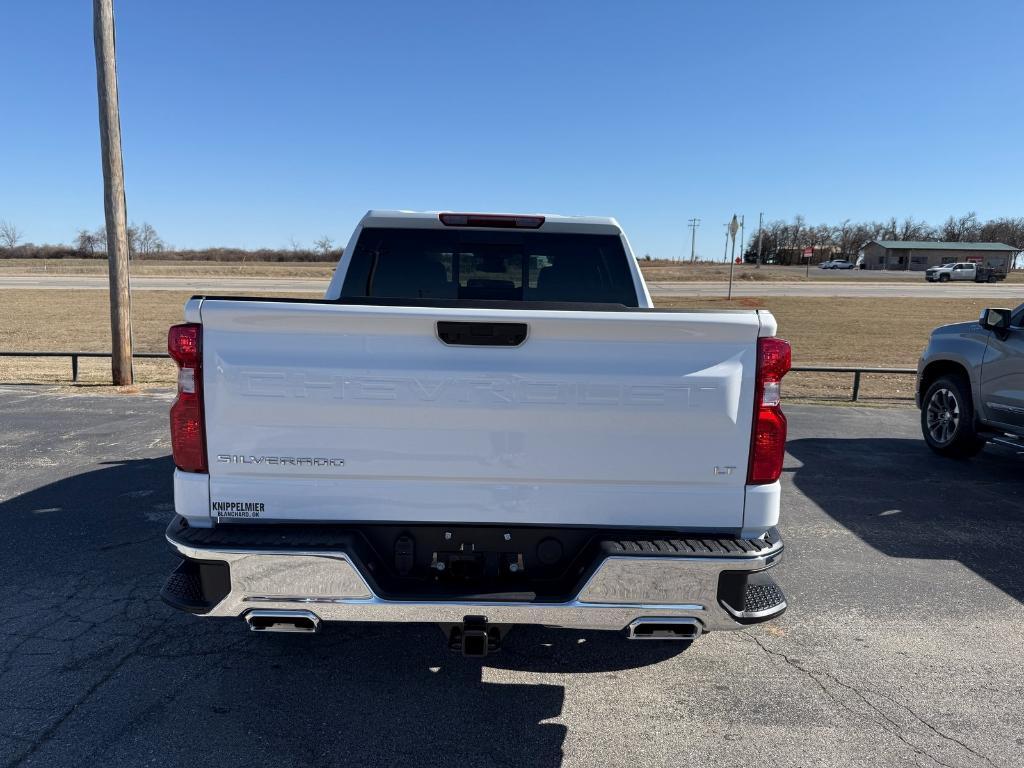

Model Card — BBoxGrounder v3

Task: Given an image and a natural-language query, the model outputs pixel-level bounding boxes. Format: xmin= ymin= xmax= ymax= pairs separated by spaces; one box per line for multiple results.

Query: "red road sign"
xmin=802 ymin=247 xmax=814 ymax=258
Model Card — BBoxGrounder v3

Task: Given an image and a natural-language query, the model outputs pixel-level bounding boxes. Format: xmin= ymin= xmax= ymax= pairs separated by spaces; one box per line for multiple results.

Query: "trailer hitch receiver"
xmin=445 ymin=616 xmax=504 ymax=657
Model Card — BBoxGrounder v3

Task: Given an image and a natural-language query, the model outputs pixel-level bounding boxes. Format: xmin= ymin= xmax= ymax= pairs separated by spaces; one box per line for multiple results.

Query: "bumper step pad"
xmin=160 ymin=557 xmax=231 ymax=615
xmin=742 ymin=581 xmax=787 ymax=614
xmin=718 ymin=571 xmax=787 ymax=623
xmin=164 ymin=565 xmax=203 ymax=604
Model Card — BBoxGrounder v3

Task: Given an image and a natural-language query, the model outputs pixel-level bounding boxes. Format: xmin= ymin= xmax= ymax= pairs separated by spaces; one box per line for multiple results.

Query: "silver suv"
xmin=917 ymin=302 xmax=1024 ymax=456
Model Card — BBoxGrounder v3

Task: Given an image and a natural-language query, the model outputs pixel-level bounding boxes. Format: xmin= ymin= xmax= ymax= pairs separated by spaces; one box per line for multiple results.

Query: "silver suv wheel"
xmin=920 ymin=374 xmax=985 ymax=458
xmin=925 ymin=388 xmax=959 ymax=445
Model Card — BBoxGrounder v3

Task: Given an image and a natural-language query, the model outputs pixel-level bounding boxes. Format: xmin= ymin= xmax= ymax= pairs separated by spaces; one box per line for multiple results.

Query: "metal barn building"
xmin=859 ymin=241 xmax=1016 ymax=271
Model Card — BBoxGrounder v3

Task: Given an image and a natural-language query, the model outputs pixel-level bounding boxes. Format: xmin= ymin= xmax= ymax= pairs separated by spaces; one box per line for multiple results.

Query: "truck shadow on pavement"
xmin=0 ymin=457 xmax=685 ymax=768
xmin=786 ymin=437 xmax=1024 ymax=603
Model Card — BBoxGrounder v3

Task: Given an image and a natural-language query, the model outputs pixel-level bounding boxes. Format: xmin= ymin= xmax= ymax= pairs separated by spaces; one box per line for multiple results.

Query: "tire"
xmin=988 ymin=275 xmax=997 ymax=283
xmin=920 ymin=375 xmax=985 ymax=458
xmin=938 ymin=274 xmax=950 ymax=283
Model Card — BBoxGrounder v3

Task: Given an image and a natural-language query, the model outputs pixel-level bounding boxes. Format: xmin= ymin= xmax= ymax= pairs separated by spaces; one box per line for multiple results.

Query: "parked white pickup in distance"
xmin=926 ymin=262 xmax=1005 ymax=283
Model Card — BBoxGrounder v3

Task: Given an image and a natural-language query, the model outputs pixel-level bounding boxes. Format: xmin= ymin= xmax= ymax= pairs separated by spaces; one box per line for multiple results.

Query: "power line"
xmin=687 ymin=218 xmax=700 ymax=263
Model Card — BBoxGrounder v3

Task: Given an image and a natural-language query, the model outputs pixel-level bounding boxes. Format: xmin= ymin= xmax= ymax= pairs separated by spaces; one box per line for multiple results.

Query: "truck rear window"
xmin=339 ymin=227 xmax=639 ymax=306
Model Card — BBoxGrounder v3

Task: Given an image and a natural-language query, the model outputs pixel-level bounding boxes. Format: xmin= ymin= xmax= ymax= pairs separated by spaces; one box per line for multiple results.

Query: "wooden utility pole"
xmin=93 ymin=0 xmax=133 ymax=385
xmin=727 ymin=214 xmax=739 ymax=299
xmin=756 ymin=211 xmax=764 ymax=268
xmin=738 ymin=215 xmax=745 ymax=262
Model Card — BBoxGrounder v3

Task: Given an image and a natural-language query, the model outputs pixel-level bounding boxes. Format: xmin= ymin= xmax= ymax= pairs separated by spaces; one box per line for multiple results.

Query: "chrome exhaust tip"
xmin=626 ymin=617 xmax=702 ymax=641
xmin=245 ymin=609 xmax=321 ymax=633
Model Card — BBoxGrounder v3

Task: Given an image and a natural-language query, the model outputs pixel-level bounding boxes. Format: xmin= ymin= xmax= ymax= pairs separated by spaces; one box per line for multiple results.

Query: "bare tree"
xmin=314 ymin=235 xmax=334 ymax=255
xmin=140 ymin=223 xmax=164 ymax=253
xmin=744 ymin=219 xmax=788 ymax=263
xmin=92 ymin=225 xmax=108 ymax=252
xmin=941 ymin=212 xmax=980 ymax=242
xmin=0 ymin=219 xmax=22 ymax=248
xmin=288 ymin=237 xmax=302 ymax=253
xmin=847 ymin=222 xmax=876 ymax=255
xmin=979 ymin=217 xmax=1024 ymax=250
xmin=897 ymin=216 xmax=935 ymax=241
xmin=75 ymin=228 xmax=101 ymax=254
xmin=128 ymin=221 xmax=164 ymax=255
xmin=126 ymin=223 xmax=138 ymax=256
xmin=835 ymin=219 xmax=851 ymax=256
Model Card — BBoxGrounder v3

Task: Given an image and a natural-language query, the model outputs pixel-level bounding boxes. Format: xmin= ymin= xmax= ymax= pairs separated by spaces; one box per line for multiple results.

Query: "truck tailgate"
xmin=197 ymin=299 xmax=764 ymax=529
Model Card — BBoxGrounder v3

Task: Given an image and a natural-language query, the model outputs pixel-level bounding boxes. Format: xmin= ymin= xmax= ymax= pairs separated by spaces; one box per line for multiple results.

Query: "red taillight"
xmin=748 ymin=337 xmax=791 ymax=484
xmin=439 ymin=213 xmax=545 ymax=229
xmin=749 ymin=407 xmax=787 ymax=484
xmin=168 ymin=323 xmax=207 ymax=472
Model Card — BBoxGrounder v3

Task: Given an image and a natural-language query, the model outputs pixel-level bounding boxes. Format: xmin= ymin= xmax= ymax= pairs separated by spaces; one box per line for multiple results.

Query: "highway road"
xmin=1 ymin=389 xmax=1021 ymax=767
xmin=0 ymin=273 xmax=1022 ymax=298
xmin=647 ymin=280 xmax=1023 ymax=299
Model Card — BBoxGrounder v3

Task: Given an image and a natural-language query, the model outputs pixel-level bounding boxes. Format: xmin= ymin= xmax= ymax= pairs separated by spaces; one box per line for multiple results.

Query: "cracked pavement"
xmin=0 ymin=386 xmax=1021 ymax=767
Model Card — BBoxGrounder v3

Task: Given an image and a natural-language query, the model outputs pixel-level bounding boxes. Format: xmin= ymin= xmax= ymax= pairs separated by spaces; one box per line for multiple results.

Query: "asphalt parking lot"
xmin=0 ymin=387 xmax=1021 ymax=768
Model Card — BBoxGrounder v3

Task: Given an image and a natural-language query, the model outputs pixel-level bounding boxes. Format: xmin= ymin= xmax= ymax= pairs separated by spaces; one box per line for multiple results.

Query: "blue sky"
xmin=2 ymin=1 xmax=1022 ymax=259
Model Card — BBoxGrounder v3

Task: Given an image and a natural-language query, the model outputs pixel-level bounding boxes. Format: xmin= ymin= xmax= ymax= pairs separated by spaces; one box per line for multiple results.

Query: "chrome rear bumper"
xmin=164 ymin=520 xmax=785 ymax=633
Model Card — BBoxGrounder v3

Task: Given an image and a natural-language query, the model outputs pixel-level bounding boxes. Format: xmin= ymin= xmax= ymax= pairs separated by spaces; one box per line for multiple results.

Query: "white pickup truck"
xmin=161 ymin=211 xmax=790 ymax=655
xmin=925 ymin=262 xmax=1006 ymax=283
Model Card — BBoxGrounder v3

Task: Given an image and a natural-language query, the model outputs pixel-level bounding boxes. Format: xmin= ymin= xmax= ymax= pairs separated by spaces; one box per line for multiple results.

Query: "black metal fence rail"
xmin=0 ymin=352 xmax=919 ymax=400
xmin=791 ymin=365 xmax=917 ymax=401
xmin=0 ymin=351 xmax=170 ymax=382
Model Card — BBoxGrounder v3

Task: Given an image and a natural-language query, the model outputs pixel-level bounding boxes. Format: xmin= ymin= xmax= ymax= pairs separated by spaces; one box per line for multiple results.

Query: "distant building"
xmin=859 ymin=241 xmax=1017 ymax=271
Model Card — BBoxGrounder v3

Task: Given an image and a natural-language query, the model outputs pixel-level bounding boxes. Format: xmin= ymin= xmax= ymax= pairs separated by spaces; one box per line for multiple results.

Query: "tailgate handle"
xmin=436 ymin=321 xmax=528 ymax=347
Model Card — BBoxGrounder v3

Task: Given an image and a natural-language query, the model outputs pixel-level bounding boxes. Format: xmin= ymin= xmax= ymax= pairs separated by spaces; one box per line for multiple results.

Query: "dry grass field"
xmin=0 ymin=258 xmax=337 ymax=279
xmin=0 ymin=290 xmax=303 ymax=386
xmin=658 ymin=295 xmax=1006 ymax=400
xmin=0 ymin=289 xmax=1011 ymax=401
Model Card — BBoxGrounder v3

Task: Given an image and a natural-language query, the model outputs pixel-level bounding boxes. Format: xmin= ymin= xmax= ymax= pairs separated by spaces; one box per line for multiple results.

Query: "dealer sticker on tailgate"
xmin=211 ymin=501 xmax=265 ymax=519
